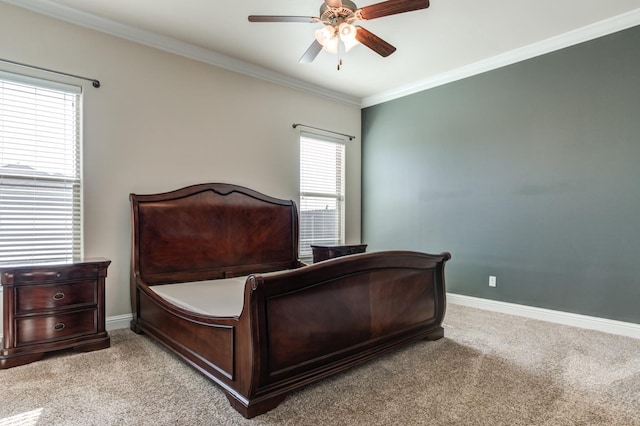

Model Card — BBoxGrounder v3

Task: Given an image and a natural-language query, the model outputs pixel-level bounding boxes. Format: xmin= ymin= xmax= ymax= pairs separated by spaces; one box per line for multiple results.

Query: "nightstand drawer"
xmin=15 ymin=280 xmax=97 ymax=313
xmin=12 ymin=266 xmax=97 ymax=284
xmin=15 ymin=309 xmax=98 ymax=346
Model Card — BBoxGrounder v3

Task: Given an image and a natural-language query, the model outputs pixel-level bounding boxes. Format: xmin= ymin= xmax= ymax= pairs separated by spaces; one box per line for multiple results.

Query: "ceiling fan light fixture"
xmin=315 ymin=25 xmax=340 ymax=54
xmin=338 ymin=22 xmax=359 ymax=51
xmin=338 ymin=22 xmax=356 ymax=39
xmin=315 ymin=25 xmax=335 ymax=46
xmin=324 ymin=36 xmax=340 ymax=54
xmin=342 ymin=37 xmax=359 ymax=52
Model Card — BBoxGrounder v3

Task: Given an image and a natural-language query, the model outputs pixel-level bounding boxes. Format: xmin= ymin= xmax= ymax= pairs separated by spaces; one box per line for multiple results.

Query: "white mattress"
xmin=150 ymin=276 xmax=248 ymax=317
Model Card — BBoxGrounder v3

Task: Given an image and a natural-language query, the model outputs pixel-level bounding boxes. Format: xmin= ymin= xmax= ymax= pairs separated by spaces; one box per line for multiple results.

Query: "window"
xmin=0 ymin=71 xmax=82 ymax=263
xmin=299 ymin=132 xmax=345 ymax=259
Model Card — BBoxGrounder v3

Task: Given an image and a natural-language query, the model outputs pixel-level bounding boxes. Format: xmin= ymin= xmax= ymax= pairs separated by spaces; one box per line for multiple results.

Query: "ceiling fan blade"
xmin=248 ymin=15 xmax=317 ymax=23
xmin=358 ymin=0 xmax=429 ymax=20
xmin=324 ymin=0 xmax=343 ymax=7
xmin=355 ymin=26 xmax=396 ymax=57
xmin=299 ymin=40 xmax=324 ymax=64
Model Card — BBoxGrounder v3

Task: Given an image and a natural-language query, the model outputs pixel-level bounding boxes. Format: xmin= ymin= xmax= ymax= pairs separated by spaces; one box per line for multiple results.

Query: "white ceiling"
xmin=9 ymin=0 xmax=640 ymax=106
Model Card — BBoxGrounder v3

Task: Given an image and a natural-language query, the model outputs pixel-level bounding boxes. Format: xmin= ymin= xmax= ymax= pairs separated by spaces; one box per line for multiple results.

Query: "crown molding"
xmin=1 ymin=0 xmax=361 ymax=107
xmin=362 ymin=8 xmax=640 ymax=108
xmin=4 ymin=1 xmax=639 ymax=109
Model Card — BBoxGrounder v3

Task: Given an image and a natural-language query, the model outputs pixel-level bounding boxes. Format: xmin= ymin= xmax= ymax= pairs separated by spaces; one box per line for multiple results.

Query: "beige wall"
xmin=0 ymin=3 xmax=361 ymax=320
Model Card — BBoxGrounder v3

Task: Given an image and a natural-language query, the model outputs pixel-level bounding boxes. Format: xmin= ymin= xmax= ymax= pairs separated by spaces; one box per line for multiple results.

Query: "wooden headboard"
xmin=130 ymin=183 xmax=300 ymax=285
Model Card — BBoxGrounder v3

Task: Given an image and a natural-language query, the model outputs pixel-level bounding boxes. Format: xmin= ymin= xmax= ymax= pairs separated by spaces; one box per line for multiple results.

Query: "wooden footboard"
xmin=244 ymin=250 xmax=450 ymax=413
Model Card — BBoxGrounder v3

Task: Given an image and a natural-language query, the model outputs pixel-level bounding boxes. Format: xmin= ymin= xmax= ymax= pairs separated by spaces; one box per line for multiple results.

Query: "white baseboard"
xmin=106 ymin=313 xmax=133 ymax=331
xmin=447 ymin=293 xmax=640 ymax=340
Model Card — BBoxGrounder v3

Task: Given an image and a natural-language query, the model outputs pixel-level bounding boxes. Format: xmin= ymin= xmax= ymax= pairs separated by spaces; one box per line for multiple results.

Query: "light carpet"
xmin=2 ymin=304 xmax=639 ymax=425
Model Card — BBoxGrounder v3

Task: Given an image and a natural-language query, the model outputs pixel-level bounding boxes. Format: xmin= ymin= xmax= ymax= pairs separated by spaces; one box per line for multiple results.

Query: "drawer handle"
xmin=54 ymin=322 xmax=66 ymax=331
xmin=53 ymin=292 xmax=65 ymax=301
xmin=56 ymin=272 xmax=62 ymax=278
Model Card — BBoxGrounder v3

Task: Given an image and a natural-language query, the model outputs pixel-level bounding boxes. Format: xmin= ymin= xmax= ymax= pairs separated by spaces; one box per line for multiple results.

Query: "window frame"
xmin=299 ymin=131 xmax=346 ymax=260
xmin=0 ymin=70 xmax=83 ymax=265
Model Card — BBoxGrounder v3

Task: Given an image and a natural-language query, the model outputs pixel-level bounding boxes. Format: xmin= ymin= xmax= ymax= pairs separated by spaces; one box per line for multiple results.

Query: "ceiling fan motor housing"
xmin=320 ymin=0 xmax=358 ymax=24
xmin=320 ymin=0 xmax=358 ymax=13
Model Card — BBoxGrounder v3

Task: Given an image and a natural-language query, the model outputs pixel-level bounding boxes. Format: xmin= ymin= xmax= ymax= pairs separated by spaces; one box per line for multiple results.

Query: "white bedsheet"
xmin=150 ymin=276 xmax=247 ymax=317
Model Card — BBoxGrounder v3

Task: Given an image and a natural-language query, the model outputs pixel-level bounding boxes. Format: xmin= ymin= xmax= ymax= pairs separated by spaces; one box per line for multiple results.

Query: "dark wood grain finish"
xmin=355 ymin=26 xmax=397 ymax=57
xmin=12 ymin=265 xmax=99 ymax=284
xmin=358 ymin=0 xmax=430 ymax=20
xmin=0 ymin=258 xmax=111 ymax=369
xmin=311 ymin=244 xmax=367 ymax=262
xmin=129 ymin=183 xmax=450 ymax=418
xmin=15 ymin=280 xmax=97 ymax=313
xmin=131 ymin=183 xmax=300 ymax=287
xmin=16 ymin=309 xmax=98 ymax=345
xmin=138 ymin=292 xmax=235 ymax=379
xmin=252 ymin=251 xmax=446 ymax=387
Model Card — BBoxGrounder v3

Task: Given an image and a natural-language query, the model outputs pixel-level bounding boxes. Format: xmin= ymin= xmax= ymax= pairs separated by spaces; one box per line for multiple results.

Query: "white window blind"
xmin=299 ymin=132 xmax=345 ymax=258
xmin=0 ymin=71 xmax=82 ymax=263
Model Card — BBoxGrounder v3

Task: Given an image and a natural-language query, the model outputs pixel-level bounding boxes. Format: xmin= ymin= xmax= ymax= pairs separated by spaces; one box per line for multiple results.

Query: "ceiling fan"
xmin=249 ymin=0 xmax=430 ymax=68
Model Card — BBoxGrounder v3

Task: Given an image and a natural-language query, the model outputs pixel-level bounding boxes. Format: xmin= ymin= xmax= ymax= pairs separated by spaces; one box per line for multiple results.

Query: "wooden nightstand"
xmin=0 ymin=258 xmax=111 ymax=369
xmin=310 ymin=244 xmax=367 ymax=263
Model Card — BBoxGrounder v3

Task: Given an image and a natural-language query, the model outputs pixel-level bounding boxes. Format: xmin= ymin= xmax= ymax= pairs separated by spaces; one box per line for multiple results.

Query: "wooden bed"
xmin=129 ymin=183 xmax=451 ymax=418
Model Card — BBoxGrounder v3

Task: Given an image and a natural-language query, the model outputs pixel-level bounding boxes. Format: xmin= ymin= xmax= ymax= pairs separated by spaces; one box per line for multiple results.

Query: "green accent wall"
xmin=362 ymin=25 xmax=640 ymax=323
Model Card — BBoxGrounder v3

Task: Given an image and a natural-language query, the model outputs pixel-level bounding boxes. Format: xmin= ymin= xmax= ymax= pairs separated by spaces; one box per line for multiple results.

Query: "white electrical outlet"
xmin=489 ymin=275 xmax=497 ymax=287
